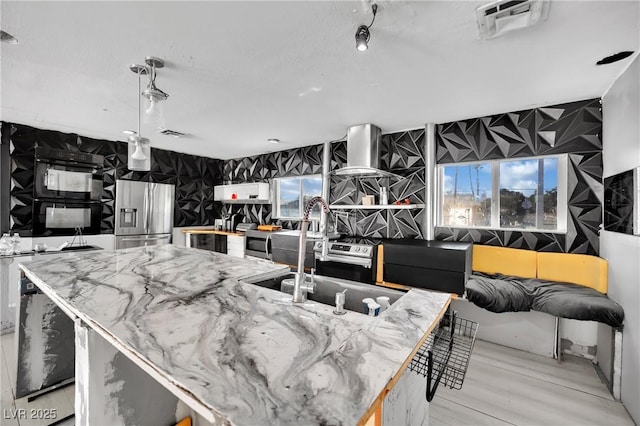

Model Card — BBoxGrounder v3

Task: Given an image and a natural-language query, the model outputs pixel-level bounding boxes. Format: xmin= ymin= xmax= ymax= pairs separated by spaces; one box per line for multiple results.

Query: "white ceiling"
xmin=1 ymin=1 xmax=638 ymax=160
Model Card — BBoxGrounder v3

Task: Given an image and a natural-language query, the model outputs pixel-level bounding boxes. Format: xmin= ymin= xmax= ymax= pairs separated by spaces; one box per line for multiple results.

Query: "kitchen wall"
xmin=222 ymin=144 xmax=324 ymax=230
xmin=330 ymin=130 xmax=426 ymax=239
xmin=221 ymin=129 xmax=427 ymax=238
xmin=434 ymin=98 xmax=603 ymax=255
xmin=2 ymin=122 xmax=223 ymax=236
xmin=601 ymin=56 xmax=640 ymax=424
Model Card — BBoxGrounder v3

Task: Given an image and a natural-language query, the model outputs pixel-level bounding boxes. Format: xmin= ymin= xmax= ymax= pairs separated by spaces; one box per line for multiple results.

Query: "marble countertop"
xmin=19 ymin=244 xmax=450 ymax=425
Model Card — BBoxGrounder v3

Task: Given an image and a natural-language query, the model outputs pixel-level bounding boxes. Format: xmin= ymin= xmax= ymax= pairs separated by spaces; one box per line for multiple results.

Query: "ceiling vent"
xmin=158 ymin=128 xmax=187 ymax=138
xmin=476 ymin=0 xmax=550 ymax=39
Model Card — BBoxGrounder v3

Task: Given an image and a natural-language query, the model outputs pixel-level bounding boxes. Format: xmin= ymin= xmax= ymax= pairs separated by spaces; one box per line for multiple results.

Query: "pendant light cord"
xmin=137 ymin=68 xmax=142 ymax=138
xmin=367 ymin=4 xmax=377 ymax=29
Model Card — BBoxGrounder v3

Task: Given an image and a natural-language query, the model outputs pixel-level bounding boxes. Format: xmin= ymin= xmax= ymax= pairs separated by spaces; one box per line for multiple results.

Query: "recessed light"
xmin=596 ymin=51 xmax=634 ymax=66
xmin=268 ymin=138 xmax=280 ymax=144
xmin=0 ymin=30 xmax=18 ymax=44
xmin=122 ymin=130 xmax=137 ymax=135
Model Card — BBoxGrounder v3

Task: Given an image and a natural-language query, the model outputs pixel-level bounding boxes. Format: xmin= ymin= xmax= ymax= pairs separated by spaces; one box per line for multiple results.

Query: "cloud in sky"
xmin=280 ymin=178 xmax=300 ymax=201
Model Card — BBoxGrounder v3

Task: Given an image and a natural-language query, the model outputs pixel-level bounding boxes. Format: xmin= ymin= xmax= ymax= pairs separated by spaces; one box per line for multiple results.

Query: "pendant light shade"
xmin=127 ymin=135 xmax=151 ymax=171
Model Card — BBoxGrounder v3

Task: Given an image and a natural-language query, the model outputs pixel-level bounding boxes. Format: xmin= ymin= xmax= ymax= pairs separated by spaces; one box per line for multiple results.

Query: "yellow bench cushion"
xmin=537 ymin=252 xmax=608 ymax=294
xmin=472 ymin=245 xmax=537 ymax=279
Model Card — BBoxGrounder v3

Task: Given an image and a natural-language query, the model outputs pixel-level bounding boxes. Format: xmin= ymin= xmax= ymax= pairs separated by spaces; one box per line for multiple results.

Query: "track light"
xmin=356 ymin=26 xmax=370 ymax=51
xmin=355 ymin=4 xmax=378 ymax=52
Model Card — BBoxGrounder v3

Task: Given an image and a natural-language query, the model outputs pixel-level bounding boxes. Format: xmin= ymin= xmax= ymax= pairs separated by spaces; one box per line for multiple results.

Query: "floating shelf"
xmin=329 ymin=204 xmax=425 ymax=210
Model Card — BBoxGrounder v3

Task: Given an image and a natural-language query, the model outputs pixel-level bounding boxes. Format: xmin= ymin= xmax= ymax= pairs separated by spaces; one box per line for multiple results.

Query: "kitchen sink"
xmin=250 ymin=273 xmax=406 ymax=315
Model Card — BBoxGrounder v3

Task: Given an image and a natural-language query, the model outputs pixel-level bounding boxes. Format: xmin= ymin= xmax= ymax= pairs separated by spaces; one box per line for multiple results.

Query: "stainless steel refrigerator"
xmin=114 ymin=180 xmax=175 ymax=249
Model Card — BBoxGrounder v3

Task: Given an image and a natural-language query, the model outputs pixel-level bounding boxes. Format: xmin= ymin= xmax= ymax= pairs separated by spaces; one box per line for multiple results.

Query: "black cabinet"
xmin=190 ymin=234 xmax=227 ymax=254
xmin=271 ymin=232 xmax=315 ymax=271
xmin=383 ymin=240 xmax=472 ymax=295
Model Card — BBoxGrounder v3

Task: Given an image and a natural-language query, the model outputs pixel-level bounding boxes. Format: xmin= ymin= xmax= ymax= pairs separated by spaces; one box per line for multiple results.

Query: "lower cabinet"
xmin=190 ymin=234 xmax=227 ymax=254
xmin=383 ymin=240 xmax=472 ymax=296
xmin=227 ymin=235 xmax=245 ymax=258
xmin=188 ymin=233 xmax=245 ymax=258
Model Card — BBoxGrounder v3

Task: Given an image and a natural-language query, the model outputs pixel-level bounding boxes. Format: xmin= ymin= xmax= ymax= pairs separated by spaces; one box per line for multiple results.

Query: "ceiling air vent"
xmin=476 ymin=0 xmax=550 ymax=39
xmin=158 ymin=128 xmax=187 ymax=138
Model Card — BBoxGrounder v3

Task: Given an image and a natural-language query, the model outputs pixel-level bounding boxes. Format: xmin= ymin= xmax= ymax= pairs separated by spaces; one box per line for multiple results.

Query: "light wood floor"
xmin=430 ymin=339 xmax=634 ymax=426
xmin=1 ymin=332 xmax=634 ymax=426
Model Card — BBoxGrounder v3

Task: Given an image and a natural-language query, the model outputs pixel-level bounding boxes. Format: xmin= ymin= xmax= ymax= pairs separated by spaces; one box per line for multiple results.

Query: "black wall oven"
xmin=32 ymin=147 xmax=104 ymax=236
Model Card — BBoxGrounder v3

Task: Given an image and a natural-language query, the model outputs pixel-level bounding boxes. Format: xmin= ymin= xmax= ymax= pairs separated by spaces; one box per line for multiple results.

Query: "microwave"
xmin=34 ymin=147 xmax=104 ymax=201
xmin=244 ymin=229 xmax=273 ymax=259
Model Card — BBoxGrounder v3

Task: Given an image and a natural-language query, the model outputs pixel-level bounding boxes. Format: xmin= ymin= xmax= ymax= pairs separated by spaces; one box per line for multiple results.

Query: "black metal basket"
xmin=409 ymin=311 xmax=478 ymax=400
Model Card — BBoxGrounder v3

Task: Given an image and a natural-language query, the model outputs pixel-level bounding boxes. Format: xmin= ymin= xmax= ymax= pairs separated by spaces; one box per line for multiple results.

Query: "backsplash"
xmin=330 ymin=130 xmax=426 ymax=239
xmin=221 ymin=144 xmax=325 ymax=230
xmin=222 ymin=129 xmax=427 ymax=238
xmin=3 ymin=122 xmax=223 ymax=235
xmin=435 ymin=98 xmax=603 ymax=255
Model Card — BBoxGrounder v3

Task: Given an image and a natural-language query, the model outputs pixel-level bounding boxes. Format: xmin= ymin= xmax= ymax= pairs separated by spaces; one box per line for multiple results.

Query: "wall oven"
xmin=244 ymin=229 xmax=273 ymax=259
xmin=34 ymin=147 xmax=104 ymax=201
xmin=32 ymin=147 xmax=104 ymax=236
xmin=33 ymin=200 xmax=101 ymax=236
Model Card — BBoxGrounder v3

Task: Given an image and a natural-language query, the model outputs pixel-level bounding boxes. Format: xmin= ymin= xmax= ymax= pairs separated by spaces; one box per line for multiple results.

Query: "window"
xmin=438 ymin=155 xmax=567 ymax=232
xmin=441 ymin=163 xmax=493 ymax=227
xmin=274 ymin=175 xmax=323 ymax=219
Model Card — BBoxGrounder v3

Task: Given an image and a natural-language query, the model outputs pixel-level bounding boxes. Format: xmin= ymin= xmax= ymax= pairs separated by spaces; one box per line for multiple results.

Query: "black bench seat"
xmin=466 ymin=272 xmax=625 ymax=328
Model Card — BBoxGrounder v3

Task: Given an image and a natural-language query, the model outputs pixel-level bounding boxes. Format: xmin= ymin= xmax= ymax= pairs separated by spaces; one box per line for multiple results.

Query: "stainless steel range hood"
xmin=334 ymin=124 xmax=399 ymax=178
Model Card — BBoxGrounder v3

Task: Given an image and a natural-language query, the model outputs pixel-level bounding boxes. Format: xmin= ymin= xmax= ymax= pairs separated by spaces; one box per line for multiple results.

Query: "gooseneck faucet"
xmin=292 ymin=196 xmax=330 ymax=303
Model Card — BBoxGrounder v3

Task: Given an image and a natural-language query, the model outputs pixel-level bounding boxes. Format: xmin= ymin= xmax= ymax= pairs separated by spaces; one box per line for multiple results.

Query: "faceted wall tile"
xmin=221 ymin=144 xmax=327 ymax=228
xmin=4 ymin=122 xmax=224 ymax=234
xmin=435 ymin=98 xmax=602 ymax=255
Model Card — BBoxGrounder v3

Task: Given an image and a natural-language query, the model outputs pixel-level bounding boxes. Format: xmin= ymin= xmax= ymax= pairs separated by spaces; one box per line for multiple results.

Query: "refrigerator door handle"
xmin=147 ymin=184 xmax=154 ymax=234
xmin=142 ymin=185 xmax=148 ymax=233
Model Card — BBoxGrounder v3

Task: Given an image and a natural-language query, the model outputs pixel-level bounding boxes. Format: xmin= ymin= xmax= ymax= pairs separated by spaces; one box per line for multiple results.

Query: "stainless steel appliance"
xmin=33 ymin=147 xmax=104 ymax=236
xmin=114 ymin=180 xmax=175 ymax=249
xmin=333 ymin=124 xmax=398 ymax=178
xmin=313 ymin=241 xmax=378 ymax=284
xmin=35 ymin=147 xmax=104 ymax=200
xmin=244 ymin=229 xmax=274 ymax=259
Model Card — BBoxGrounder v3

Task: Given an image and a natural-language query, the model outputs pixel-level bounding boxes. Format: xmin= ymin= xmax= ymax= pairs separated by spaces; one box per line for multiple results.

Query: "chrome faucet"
xmin=292 ymin=196 xmax=330 ymax=303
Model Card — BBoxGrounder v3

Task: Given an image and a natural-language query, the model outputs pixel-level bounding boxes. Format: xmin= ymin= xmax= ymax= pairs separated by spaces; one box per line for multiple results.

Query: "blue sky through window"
xmin=443 ymin=158 xmax=558 ymax=198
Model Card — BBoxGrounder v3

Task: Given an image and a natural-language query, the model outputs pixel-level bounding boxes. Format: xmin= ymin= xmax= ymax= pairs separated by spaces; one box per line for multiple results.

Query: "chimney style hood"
xmin=334 ymin=124 xmax=399 ymax=178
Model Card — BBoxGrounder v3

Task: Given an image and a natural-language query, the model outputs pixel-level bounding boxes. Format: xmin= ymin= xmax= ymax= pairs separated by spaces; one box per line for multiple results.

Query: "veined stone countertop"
xmin=19 ymin=244 xmax=450 ymax=425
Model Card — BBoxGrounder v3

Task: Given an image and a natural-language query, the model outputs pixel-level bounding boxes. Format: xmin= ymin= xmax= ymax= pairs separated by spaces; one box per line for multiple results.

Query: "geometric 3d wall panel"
xmin=4 ymin=122 xmax=223 ymax=235
xmin=330 ymin=129 xmax=426 ymax=238
xmin=435 ymin=98 xmax=602 ymax=255
xmin=223 ymin=128 xmax=427 ymax=237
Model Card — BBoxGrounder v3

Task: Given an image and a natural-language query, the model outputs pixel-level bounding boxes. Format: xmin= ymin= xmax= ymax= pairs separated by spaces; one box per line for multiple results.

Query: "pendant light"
xmin=141 ymin=56 xmax=169 ymax=128
xmin=128 ymin=64 xmax=151 ymax=171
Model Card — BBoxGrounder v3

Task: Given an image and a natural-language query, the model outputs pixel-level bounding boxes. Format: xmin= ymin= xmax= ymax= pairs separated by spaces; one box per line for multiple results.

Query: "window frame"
xmin=272 ymin=174 xmax=323 ymax=220
xmin=436 ymin=154 xmax=568 ymax=233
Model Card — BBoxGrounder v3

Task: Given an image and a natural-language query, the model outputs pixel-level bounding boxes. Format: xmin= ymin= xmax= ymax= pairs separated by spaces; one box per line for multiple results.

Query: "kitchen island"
xmin=19 ymin=245 xmax=450 ymax=425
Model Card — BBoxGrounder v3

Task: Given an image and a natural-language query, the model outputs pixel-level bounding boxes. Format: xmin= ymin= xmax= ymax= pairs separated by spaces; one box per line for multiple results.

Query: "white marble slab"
xmin=19 ymin=244 xmax=450 ymax=425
